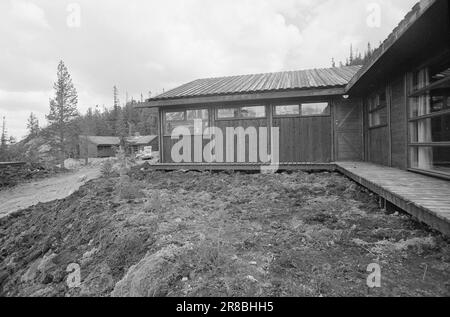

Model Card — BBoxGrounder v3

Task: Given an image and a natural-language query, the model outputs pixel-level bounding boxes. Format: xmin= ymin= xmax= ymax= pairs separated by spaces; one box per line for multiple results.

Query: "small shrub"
xmin=100 ymin=160 xmax=114 ymax=178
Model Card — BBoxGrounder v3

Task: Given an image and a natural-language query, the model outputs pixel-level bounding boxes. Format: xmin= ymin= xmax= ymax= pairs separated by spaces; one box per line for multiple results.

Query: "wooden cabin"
xmin=79 ymin=136 xmax=120 ymax=158
xmin=141 ymin=0 xmax=449 ymax=180
xmin=126 ymin=135 xmax=159 ymax=154
xmin=143 ymin=66 xmax=363 ymax=166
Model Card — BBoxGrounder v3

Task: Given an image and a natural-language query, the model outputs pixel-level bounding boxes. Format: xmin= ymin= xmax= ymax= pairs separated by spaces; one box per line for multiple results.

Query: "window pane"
xmin=187 ymin=109 xmax=208 ymax=120
xmin=275 ymin=105 xmax=300 ymax=116
xmin=369 ymin=107 xmax=387 ymax=127
xmin=166 ymin=111 xmax=184 ymax=121
xmin=410 ymin=114 xmax=450 ymax=143
xmin=165 ymin=120 xmax=188 ymax=135
xmin=412 ymin=69 xmax=429 ymax=93
xmin=410 ymin=146 xmax=450 ymax=174
xmin=370 ymin=112 xmax=381 ymax=127
xmin=165 ymin=110 xmax=209 ymax=135
xmin=217 ymin=108 xmax=238 ymax=119
xmin=187 ymin=109 xmax=209 ymax=135
xmin=241 ymin=106 xmax=266 ymax=118
xmin=431 ymin=95 xmax=445 ymax=112
xmin=300 ymin=103 xmax=330 ymax=116
xmin=410 ymin=88 xmax=450 ymax=118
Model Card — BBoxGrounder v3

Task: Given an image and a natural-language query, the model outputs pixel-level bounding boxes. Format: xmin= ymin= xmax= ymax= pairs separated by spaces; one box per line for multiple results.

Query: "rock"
xmin=246 ymin=275 xmax=258 ymax=283
xmin=21 ymin=259 xmax=41 ymax=283
xmin=40 ymin=274 xmax=53 ymax=285
xmin=111 ymin=244 xmax=190 ymax=297
xmin=81 ymin=248 xmax=99 ymax=266
xmin=80 ymin=263 xmax=114 ymax=297
xmin=37 ymin=253 xmax=57 ymax=275
xmin=21 ymin=253 xmax=57 ymax=283
xmin=78 ymin=175 xmax=88 ymax=183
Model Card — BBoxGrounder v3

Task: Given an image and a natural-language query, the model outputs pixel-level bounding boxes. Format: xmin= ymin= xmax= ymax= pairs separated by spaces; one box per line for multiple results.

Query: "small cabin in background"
xmin=126 ymin=134 xmax=159 ymax=155
xmin=79 ymin=136 xmax=120 ymax=158
xmin=79 ymin=135 xmax=159 ymax=158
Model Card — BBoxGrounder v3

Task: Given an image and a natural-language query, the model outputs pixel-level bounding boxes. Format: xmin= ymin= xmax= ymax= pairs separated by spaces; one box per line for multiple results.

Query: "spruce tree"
xmin=46 ymin=61 xmax=79 ymax=168
xmin=26 ymin=112 xmax=40 ymax=137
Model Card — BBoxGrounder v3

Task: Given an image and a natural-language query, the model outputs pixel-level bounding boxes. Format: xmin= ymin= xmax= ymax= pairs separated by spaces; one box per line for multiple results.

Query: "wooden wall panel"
xmin=273 ymin=116 xmax=331 ymax=163
xmin=215 ymin=119 xmax=268 ymax=163
xmin=390 ymin=77 xmax=407 ymax=169
xmin=163 ymin=136 xmax=210 ymax=163
xmin=368 ymin=127 xmax=390 ymax=165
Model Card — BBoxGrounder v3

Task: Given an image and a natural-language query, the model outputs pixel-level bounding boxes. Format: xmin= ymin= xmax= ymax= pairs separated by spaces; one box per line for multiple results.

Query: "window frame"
xmin=215 ymin=105 xmax=267 ymax=121
xmin=368 ymin=91 xmax=388 ymax=129
xmin=273 ymin=102 xmax=331 ymax=118
xmin=163 ymin=107 xmax=209 ymax=137
xmin=407 ymin=66 xmax=450 ymax=178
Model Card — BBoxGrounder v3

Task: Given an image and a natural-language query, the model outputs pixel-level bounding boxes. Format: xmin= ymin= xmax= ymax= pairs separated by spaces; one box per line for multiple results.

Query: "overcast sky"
xmin=0 ymin=0 xmax=417 ymax=139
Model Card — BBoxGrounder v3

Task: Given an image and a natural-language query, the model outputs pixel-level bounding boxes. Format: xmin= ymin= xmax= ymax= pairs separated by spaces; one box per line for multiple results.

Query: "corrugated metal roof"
xmin=84 ymin=136 xmax=120 ymax=146
xmin=126 ymin=135 xmax=157 ymax=145
xmin=82 ymin=135 xmax=158 ymax=146
xmin=150 ymin=66 xmax=361 ymax=101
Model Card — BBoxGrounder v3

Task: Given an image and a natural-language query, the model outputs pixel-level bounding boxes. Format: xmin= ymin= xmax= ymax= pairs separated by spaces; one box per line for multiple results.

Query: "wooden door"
xmin=334 ymin=98 xmax=363 ymax=161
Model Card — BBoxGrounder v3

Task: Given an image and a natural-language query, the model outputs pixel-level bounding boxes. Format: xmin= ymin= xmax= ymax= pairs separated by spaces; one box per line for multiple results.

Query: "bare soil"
xmin=0 ymin=166 xmax=101 ymax=218
xmin=0 ymin=168 xmax=449 ymax=297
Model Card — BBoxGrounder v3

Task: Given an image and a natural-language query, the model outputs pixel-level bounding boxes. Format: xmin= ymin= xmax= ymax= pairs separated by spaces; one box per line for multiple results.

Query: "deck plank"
xmin=336 ymin=161 xmax=450 ymax=236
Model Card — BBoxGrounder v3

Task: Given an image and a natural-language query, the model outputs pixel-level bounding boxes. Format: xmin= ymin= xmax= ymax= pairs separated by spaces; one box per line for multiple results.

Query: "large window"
xmin=408 ymin=63 xmax=450 ymax=176
xmin=274 ymin=102 xmax=330 ymax=117
xmin=368 ymin=91 xmax=387 ymax=128
xmin=164 ymin=109 xmax=209 ymax=135
xmin=216 ymin=106 xmax=266 ymax=119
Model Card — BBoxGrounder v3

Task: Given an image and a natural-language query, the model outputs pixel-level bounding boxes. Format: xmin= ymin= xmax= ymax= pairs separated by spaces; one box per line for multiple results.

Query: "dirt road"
xmin=0 ymin=166 xmax=101 ymax=218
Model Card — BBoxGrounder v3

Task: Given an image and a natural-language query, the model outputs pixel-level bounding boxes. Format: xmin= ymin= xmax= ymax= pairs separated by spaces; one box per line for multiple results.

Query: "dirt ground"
xmin=0 ymin=167 xmax=449 ymax=297
xmin=0 ymin=166 xmax=101 ymax=218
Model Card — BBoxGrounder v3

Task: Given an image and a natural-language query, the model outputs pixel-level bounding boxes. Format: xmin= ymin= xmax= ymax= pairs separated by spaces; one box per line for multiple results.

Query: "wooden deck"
xmin=336 ymin=162 xmax=450 ymax=237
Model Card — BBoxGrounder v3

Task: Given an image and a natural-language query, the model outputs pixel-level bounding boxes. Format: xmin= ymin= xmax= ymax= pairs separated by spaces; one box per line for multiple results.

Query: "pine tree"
xmin=1 ymin=116 xmax=7 ymax=148
xmin=113 ymin=86 xmax=120 ymax=115
xmin=349 ymin=44 xmax=354 ymax=65
xmin=46 ymin=61 xmax=79 ymax=168
xmin=26 ymin=112 xmax=40 ymax=137
xmin=367 ymin=42 xmax=372 ymax=60
xmin=115 ymin=107 xmax=127 ymax=138
xmin=0 ymin=116 xmax=8 ymax=161
xmin=331 ymin=58 xmax=336 ymax=68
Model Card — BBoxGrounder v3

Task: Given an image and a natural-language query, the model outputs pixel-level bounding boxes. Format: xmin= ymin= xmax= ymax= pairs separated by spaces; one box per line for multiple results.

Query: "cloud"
xmin=0 ymin=0 xmax=417 ymax=139
xmin=9 ymin=0 xmax=51 ymax=30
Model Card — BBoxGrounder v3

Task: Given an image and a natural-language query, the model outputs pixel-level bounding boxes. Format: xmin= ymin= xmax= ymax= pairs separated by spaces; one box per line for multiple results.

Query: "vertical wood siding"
xmin=334 ymin=98 xmax=363 ymax=161
xmin=390 ymin=76 xmax=408 ymax=169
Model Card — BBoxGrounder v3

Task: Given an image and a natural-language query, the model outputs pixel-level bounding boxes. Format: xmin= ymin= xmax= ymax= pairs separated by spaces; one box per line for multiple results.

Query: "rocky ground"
xmin=0 ymin=167 xmax=449 ymax=297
